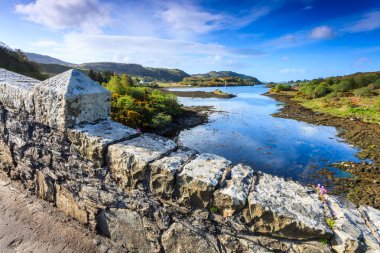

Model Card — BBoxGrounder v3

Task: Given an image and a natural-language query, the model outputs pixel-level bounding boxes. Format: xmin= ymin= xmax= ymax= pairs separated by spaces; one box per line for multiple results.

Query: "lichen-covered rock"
xmin=0 ymin=139 xmax=14 ymax=173
xmin=36 ymin=169 xmax=56 ymax=203
xmin=33 ymin=69 xmax=110 ymax=131
xmin=98 ymin=208 xmax=153 ymax=253
xmin=162 ymin=222 xmax=219 ymax=253
xmin=0 ymin=68 xmax=37 ymax=113
xmin=67 ymin=120 xmax=137 ymax=167
xmin=56 ymin=184 xmax=88 ymax=224
xmin=214 ymin=164 xmax=255 ymax=216
xmin=325 ymin=196 xmax=380 ymax=253
xmin=107 ymin=133 xmax=177 ymax=189
xmin=175 ymin=153 xmax=231 ymax=209
xmin=247 ymin=172 xmax=332 ymax=240
xmin=359 ymin=205 xmax=380 ymax=244
xmin=218 ymin=234 xmax=274 ymax=253
xmin=150 ymin=147 xmax=196 ymax=199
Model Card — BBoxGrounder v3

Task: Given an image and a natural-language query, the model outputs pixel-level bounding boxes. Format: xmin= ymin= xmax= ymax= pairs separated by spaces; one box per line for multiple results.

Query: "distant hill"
xmin=182 ymin=71 xmax=261 ymax=86
xmin=0 ymin=43 xmax=46 ymax=80
xmin=26 ymin=53 xmax=190 ymax=82
xmin=25 ymin=52 xmax=75 ymax=66
xmin=24 ymin=53 xmax=260 ymax=84
xmin=79 ymin=62 xmax=190 ymax=82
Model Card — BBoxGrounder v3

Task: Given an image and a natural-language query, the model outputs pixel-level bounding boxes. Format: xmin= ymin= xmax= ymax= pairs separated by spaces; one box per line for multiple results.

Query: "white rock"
xmin=214 ymin=164 xmax=255 ymax=216
xmin=247 ymin=172 xmax=332 ymax=239
xmin=175 ymin=153 xmax=231 ymax=208
xmin=359 ymin=205 xmax=380 ymax=244
xmin=0 ymin=68 xmax=38 ymax=113
xmin=33 ymin=69 xmax=110 ymax=130
xmin=107 ymin=133 xmax=177 ymax=189
xmin=149 ymin=147 xmax=197 ymax=198
xmin=326 ymin=196 xmax=380 ymax=252
xmin=67 ymin=120 xmax=138 ymax=167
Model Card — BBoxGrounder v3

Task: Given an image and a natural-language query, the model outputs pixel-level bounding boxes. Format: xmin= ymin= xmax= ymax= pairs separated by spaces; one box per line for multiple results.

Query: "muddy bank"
xmin=267 ymin=93 xmax=380 ymax=208
xmin=154 ymin=106 xmax=216 ymax=137
xmin=161 ymin=89 xmax=236 ymax=98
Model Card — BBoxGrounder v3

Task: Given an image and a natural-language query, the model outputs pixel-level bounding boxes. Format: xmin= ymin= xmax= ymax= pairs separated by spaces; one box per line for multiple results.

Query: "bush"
xmin=373 ymin=79 xmax=380 ymax=89
xmin=335 ymin=80 xmax=356 ymax=92
xmin=299 ymin=83 xmax=317 ymax=97
xmin=273 ymin=84 xmax=292 ymax=92
xmin=312 ymin=83 xmax=331 ymax=98
xmin=353 ymin=87 xmax=373 ymax=97
xmin=151 ymin=113 xmax=172 ymax=128
xmin=109 ymin=85 xmax=182 ymax=130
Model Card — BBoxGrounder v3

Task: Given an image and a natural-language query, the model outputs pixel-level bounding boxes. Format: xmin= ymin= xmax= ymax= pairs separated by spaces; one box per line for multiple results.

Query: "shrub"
xmin=334 ymin=80 xmax=356 ymax=92
xmin=373 ymin=79 xmax=380 ymax=89
xmin=299 ymin=83 xmax=317 ymax=97
xmin=273 ymin=84 xmax=292 ymax=92
xmin=313 ymin=83 xmax=331 ymax=98
xmin=151 ymin=113 xmax=172 ymax=128
xmin=353 ymin=87 xmax=373 ymax=97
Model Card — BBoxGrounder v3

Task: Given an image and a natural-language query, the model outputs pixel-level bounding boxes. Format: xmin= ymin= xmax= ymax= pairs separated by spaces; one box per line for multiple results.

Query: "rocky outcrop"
xmin=0 ymin=68 xmax=379 ymax=253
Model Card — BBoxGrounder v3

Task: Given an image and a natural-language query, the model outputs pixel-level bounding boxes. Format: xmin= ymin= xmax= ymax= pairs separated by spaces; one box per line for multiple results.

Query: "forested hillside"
xmin=0 ymin=43 xmax=46 ymax=80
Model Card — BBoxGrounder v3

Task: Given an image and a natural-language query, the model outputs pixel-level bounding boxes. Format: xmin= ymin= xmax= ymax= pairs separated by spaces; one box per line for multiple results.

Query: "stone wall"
xmin=0 ymin=68 xmax=379 ymax=253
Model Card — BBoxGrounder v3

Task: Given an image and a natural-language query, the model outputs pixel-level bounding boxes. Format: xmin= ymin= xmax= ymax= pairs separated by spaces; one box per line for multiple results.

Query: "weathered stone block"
xmin=0 ymin=68 xmax=38 ymax=113
xmin=0 ymin=139 xmax=14 ymax=173
xmin=56 ymin=184 xmax=88 ymax=224
xmin=214 ymin=164 xmax=255 ymax=216
xmin=107 ymin=133 xmax=177 ymax=189
xmin=162 ymin=222 xmax=219 ymax=253
xmin=247 ymin=172 xmax=332 ymax=240
xmin=36 ymin=169 xmax=56 ymax=203
xmin=33 ymin=69 xmax=110 ymax=131
xmin=149 ymin=147 xmax=196 ymax=198
xmin=175 ymin=153 xmax=231 ymax=209
xmin=98 ymin=208 xmax=152 ymax=253
xmin=358 ymin=205 xmax=380 ymax=245
xmin=326 ymin=196 xmax=380 ymax=253
xmin=67 ymin=120 xmax=137 ymax=167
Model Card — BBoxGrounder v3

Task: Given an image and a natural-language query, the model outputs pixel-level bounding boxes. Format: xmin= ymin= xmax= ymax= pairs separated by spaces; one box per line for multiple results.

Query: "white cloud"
xmin=309 ymin=26 xmax=335 ymax=40
xmin=278 ymin=68 xmax=306 ymax=74
xmin=15 ymin=0 xmax=109 ymax=32
xmin=344 ymin=11 xmax=380 ymax=33
xmin=282 ymin=56 xmax=289 ymax=61
xmin=28 ymin=33 xmax=261 ymax=73
xmin=158 ymin=4 xmax=224 ymax=34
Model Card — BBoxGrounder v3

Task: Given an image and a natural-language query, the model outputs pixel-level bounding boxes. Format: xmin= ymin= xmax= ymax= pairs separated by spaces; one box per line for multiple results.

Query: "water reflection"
xmin=170 ymin=85 xmax=360 ymax=184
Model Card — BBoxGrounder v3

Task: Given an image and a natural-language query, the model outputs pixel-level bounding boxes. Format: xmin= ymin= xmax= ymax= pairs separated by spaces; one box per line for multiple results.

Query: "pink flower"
xmin=316 ymin=184 xmax=328 ymax=195
xmin=136 ymin=128 xmax=142 ymax=134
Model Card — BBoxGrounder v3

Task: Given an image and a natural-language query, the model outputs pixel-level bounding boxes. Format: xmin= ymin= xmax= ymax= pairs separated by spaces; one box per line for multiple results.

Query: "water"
xmin=169 ymin=85 xmax=362 ymax=184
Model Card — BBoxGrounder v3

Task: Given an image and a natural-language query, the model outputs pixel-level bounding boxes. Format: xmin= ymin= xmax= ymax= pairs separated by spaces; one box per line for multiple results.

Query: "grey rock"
xmin=214 ymin=164 xmax=255 ymax=216
xmin=247 ymin=172 xmax=332 ymax=240
xmin=98 ymin=208 xmax=152 ymax=253
xmin=358 ymin=205 xmax=380 ymax=244
xmin=326 ymin=196 xmax=380 ymax=253
xmin=175 ymin=153 xmax=231 ymax=209
xmin=149 ymin=147 xmax=196 ymax=199
xmin=68 ymin=120 xmax=138 ymax=167
xmin=0 ymin=68 xmax=37 ymax=113
xmin=33 ymin=69 xmax=110 ymax=131
xmin=36 ymin=169 xmax=56 ymax=203
xmin=107 ymin=133 xmax=177 ymax=189
xmin=56 ymin=184 xmax=88 ymax=224
xmin=162 ymin=222 xmax=219 ymax=253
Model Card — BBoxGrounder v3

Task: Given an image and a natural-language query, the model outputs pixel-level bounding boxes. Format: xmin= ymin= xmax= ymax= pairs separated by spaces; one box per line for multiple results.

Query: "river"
xmin=169 ymin=85 xmax=364 ymax=185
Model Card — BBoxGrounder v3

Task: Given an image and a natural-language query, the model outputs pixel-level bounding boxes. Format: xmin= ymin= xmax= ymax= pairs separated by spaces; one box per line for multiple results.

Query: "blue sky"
xmin=1 ymin=0 xmax=380 ymax=81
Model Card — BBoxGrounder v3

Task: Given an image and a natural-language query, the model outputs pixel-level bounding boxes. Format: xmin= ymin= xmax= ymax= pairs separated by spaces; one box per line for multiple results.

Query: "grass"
xmin=300 ymin=95 xmax=380 ymax=124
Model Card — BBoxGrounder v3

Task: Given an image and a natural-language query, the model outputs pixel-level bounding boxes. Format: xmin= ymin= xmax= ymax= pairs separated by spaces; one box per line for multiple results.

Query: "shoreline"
xmin=153 ymin=106 xmax=216 ymax=137
xmin=267 ymin=92 xmax=380 ymax=208
xmin=160 ymin=88 xmax=236 ymax=99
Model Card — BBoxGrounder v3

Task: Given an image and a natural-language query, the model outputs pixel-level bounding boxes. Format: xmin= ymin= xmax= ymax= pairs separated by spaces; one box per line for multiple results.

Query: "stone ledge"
xmin=214 ymin=164 xmax=255 ymax=217
xmin=326 ymin=195 xmax=380 ymax=253
xmin=175 ymin=153 xmax=231 ymax=209
xmin=150 ymin=147 xmax=197 ymax=199
xmin=107 ymin=133 xmax=177 ymax=189
xmin=247 ymin=172 xmax=332 ymax=240
xmin=67 ymin=120 xmax=138 ymax=167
